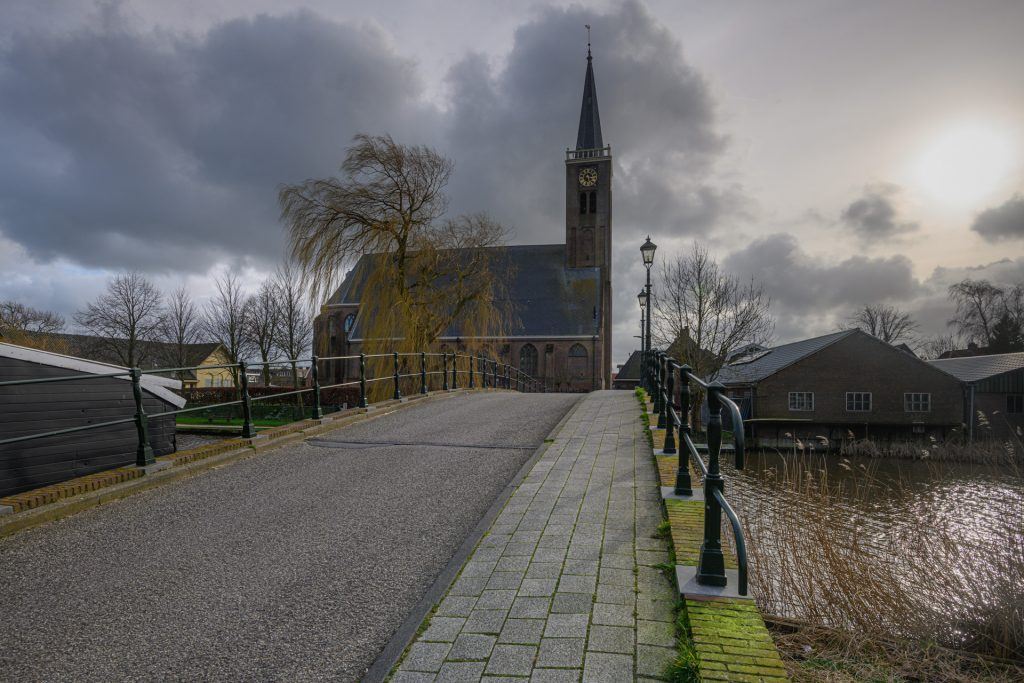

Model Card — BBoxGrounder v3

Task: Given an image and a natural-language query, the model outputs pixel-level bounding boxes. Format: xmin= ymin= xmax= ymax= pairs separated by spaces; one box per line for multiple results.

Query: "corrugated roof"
xmin=928 ymin=352 xmax=1024 ymax=383
xmin=713 ymin=330 xmax=856 ymax=385
xmin=334 ymin=244 xmax=602 ymax=339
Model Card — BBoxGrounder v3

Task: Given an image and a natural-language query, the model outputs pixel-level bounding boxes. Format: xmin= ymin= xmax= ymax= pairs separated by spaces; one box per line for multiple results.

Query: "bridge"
xmin=0 ymin=351 xmax=789 ymax=681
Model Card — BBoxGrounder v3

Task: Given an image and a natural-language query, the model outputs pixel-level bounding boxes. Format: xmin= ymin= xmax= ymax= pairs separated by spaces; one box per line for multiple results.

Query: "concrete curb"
xmin=362 ymin=393 xmax=585 ymax=683
xmin=0 ymin=389 xmax=484 ymax=540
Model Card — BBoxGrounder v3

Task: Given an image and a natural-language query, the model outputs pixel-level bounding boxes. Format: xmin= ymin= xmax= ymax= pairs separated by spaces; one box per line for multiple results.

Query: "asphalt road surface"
xmin=0 ymin=392 xmax=580 ymax=682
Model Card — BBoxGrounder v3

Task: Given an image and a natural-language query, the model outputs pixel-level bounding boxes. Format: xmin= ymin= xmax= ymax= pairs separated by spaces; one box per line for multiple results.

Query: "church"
xmin=315 ymin=48 xmax=614 ymax=392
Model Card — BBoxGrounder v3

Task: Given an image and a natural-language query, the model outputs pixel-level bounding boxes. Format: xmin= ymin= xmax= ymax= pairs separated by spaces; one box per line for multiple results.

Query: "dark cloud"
xmin=839 ymin=183 xmax=917 ymax=241
xmin=971 ymin=194 xmax=1024 ymax=242
xmin=0 ymin=8 xmax=437 ymax=273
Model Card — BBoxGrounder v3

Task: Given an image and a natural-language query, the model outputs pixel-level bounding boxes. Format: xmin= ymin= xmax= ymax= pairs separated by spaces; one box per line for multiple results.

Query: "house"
xmin=928 ymin=352 xmax=1024 ymax=440
xmin=713 ymin=329 xmax=964 ymax=448
xmin=315 ymin=47 xmax=614 ymax=393
xmin=0 ymin=342 xmax=184 ymax=497
xmin=613 ymin=350 xmax=643 ymax=390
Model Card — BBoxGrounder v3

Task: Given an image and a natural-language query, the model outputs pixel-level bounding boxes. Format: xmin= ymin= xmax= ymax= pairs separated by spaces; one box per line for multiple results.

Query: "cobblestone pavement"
xmin=0 ymin=392 xmax=579 ymax=682
xmin=393 ymin=390 xmax=677 ymax=682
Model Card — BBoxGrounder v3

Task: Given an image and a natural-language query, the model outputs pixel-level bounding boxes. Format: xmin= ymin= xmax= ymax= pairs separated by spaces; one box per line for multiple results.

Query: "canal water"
xmin=717 ymin=449 xmax=1024 ymax=655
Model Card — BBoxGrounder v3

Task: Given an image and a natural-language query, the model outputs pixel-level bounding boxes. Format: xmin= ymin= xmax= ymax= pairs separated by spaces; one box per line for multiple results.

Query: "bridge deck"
xmin=392 ymin=390 xmax=678 ymax=682
xmin=0 ymin=391 xmax=579 ymax=682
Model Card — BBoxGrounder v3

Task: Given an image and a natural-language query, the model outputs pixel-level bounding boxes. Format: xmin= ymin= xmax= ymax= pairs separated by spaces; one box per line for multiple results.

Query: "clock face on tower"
xmin=578 ymin=167 xmax=598 ymax=187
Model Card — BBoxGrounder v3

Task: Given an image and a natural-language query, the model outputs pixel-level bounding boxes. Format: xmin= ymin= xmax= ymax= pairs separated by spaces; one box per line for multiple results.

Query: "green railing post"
xmin=392 ymin=351 xmax=401 ymax=400
xmin=663 ymin=362 xmax=677 ymax=455
xmin=238 ymin=361 xmax=257 ymax=439
xmin=480 ymin=356 xmax=486 ymax=389
xmin=311 ymin=355 xmax=324 ymax=419
xmin=359 ymin=352 xmax=368 ymax=408
xmin=442 ymin=353 xmax=449 ymax=390
xmin=452 ymin=353 xmax=459 ymax=389
xmin=697 ymin=382 xmax=727 ymax=587
xmin=674 ymin=364 xmax=693 ymax=496
xmin=492 ymin=360 xmax=498 ymax=388
xmin=469 ymin=354 xmax=475 ymax=388
xmin=420 ymin=352 xmax=428 ymax=394
xmin=657 ymin=353 xmax=668 ymax=429
xmin=130 ymin=367 xmax=155 ymax=467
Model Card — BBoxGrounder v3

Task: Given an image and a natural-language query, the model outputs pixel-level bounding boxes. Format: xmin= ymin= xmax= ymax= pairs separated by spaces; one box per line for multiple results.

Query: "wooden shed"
xmin=0 ymin=342 xmax=185 ymax=498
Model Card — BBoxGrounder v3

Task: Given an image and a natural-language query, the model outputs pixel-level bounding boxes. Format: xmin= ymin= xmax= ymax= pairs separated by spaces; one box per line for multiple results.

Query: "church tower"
xmin=565 ymin=42 xmax=612 ymax=386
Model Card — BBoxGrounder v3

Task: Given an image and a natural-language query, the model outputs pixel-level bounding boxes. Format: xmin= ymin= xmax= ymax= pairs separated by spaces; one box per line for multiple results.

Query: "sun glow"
xmin=910 ymin=120 xmax=1019 ymax=207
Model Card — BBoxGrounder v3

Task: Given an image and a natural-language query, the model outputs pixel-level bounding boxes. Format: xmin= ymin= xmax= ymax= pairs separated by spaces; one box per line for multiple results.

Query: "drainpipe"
xmin=968 ymin=383 xmax=975 ymax=443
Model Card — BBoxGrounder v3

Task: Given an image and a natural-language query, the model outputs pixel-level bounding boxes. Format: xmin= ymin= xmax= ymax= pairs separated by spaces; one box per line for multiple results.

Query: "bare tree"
xmin=203 ymin=273 xmax=251 ymax=386
xmin=279 ymin=134 xmax=508 ymax=359
xmin=0 ymin=300 xmax=65 ymax=335
xmin=919 ymin=333 xmax=961 ymax=360
xmin=159 ymin=286 xmax=202 ymax=377
xmin=246 ymin=279 xmax=281 ymax=386
xmin=847 ymin=304 xmax=918 ymax=344
xmin=653 ymin=242 xmax=774 ymax=428
xmin=273 ymin=261 xmax=313 ymax=390
xmin=74 ymin=272 xmax=164 ymax=367
xmin=948 ymin=279 xmax=1004 ymax=345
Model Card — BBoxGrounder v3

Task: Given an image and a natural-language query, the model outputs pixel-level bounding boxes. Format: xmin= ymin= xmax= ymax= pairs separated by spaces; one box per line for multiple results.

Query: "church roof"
xmin=329 ymin=244 xmax=602 ymax=340
xmin=576 ymin=51 xmax=603 ymax=150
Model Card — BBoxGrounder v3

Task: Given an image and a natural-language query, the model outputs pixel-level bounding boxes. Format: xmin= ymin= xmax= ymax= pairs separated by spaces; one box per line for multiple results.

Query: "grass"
xmin=175 ymin=416 xmax=293 ymax=428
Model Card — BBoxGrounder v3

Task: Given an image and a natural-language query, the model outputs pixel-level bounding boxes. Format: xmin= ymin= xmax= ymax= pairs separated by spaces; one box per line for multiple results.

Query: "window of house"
xmin=588 ymin=191 xmax=597 ymax=214
xmin=519 ymin=343 xmax=538 ymax=377
xmin=846 ymin=392 xmax=872 ymax=412
xmin=579 ymin=193 xmax=587 ymax=214
xmin=788 ymin=392 xmax=814 ymax=411
xmin=904 ymin=392 xmax=931 ymax=412
xmin=1008 ymin=394 xmax=1024 ymax=414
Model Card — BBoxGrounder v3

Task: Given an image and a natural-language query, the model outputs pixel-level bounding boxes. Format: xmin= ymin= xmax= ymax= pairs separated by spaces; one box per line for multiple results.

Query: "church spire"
xmin=575 ymin=29 xmax=603 ymax=150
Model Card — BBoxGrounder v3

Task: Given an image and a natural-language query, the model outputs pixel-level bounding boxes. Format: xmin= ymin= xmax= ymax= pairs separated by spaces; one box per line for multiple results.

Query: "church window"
xmin=568 ymin=343 xmax=588 ymax=379
xmin=519 ymin=344 xmax=538 ymax=377
xmin=589 ymin=191 xmax=597 ymax=214
xmin=579 ymin=193 xmax=587 ymax=214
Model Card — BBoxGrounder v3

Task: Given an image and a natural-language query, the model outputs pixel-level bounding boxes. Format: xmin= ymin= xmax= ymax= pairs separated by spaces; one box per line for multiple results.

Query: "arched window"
xmin=589 ymin=191 xmax=597 ymax=214
xmin=519 ymin=344 xmax=538 ymax=377
xmin=343 ymin=313 xmax=356 ymax=334
xmin=568 ymin=343 xmax=588 ymax=379
xmin=579 ymin=193 xmax=587 ymax=215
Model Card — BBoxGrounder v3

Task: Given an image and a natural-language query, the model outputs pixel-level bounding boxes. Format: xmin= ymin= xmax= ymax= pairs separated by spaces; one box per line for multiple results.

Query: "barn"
xmin=0 ymin=342 xmax=185 ymax=498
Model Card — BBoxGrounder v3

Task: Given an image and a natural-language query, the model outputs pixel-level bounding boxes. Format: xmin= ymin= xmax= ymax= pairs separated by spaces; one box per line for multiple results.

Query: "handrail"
xmin=1 ymin=345 xmax=542 ymax=467
xmin=646 ymin=348 xmax=750 ymax=597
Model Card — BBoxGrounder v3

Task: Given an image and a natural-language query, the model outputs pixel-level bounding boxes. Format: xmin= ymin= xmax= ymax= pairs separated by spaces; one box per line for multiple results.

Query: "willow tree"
xmin=279 ymin=134 xmax=509 ymax=383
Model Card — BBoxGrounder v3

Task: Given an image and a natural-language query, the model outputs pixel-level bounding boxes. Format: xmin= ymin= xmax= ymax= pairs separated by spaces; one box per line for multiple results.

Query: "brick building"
xmin=714 ymin=329 xmax=964 ymax=447
xmin=315 ymin=47 xmax=614 ymax=391
xmin=928 ymin=352 xmax=1024 ymax=441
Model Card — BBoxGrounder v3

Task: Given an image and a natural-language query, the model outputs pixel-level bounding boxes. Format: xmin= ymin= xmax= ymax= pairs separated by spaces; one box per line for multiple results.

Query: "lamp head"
xmin=640 ymin=235 xmax=657 ymax=268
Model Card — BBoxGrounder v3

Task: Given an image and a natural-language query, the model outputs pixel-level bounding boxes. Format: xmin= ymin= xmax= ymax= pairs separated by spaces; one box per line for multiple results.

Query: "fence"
xmin=0 ymin=350 xmax=542 ymax=470
xmin=643 ymin=348 xmax=750 ymax=596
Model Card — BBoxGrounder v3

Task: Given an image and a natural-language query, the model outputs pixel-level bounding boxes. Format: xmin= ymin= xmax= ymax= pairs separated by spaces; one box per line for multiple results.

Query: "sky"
xmin=1 ymin=0 xmax=1022 ymax=367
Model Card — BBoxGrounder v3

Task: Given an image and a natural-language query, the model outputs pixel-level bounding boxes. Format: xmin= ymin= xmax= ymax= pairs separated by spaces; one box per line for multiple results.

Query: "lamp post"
xmin=638 ymin=289 xmax=647 ymax=389
xmin=640 ymin=236 xmax=657 ymax=389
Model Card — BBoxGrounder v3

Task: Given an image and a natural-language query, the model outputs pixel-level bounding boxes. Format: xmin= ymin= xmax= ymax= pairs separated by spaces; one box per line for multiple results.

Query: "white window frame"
xmin=788 ymin=391 xmax=814 ymax=411
xmin=846 ymin=391 xmax=872 ymax=412
xmin=904 ymin=392 xmax=931 ymax=412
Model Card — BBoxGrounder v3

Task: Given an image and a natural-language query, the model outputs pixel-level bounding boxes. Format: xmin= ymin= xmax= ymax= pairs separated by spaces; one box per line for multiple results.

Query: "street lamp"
xmin=640 ymin=236 xmax=657 ymax=389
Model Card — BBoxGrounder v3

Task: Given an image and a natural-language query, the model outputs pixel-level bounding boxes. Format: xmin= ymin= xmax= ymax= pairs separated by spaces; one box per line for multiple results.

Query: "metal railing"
xmin=0 ymin=349 xmax=542 ymax=469
xmin=644 ymin=348 xmax=750 ymax=596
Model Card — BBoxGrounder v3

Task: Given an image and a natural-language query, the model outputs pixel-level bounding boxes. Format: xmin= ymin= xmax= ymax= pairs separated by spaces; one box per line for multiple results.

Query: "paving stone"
xmin=637 ymin=619 xmax=675 ymax=647
xmin=448 ymin=634 xmax=496 ymax=661
xmin=582 ymin=651 xmax=634 ymax=682
xmin=597 ymin=567 xmax=634 ymax=587
xmin=591 ymin=602 xmax=634 ymax=627
xmin=536 ymin=637 xmax=585 ymax=668
xmin=485 ymin=645 xmax=536 ymax=677
xmin=486 ymin=571 xmax=525 ymax=590
xmin=495 ymin=555 xmax=531 ymax=572
xmin=557 ymin=573 xmax=596 ymax=594
xmin=533 ymin=547 xmax=568 ymax=563
xmin=502 ymin=542 xmax=538 ymax=556
xmin=462 ymin=609 xmax=508 ymax=635
xmin=566 ymin=544 xmax=601 ymax=561
xmin=595 ymin=584 xmax=635 ymax=605
xmin=391 ymin=672 xmax=436 ymax=683
xmin=636 ymin=644 xmax=676 ymax=678
xmin=587 ymin=625 xmax=634 ymax=655
xmin=451 ymin=576 xmax=489 ymax=597
xmin=437 ymin=595 xmax=478 ymax=617
xmin=436 ymin=660 xmax=487 ymax=681
xmin=518 ymin=578 xmax=557 ymax=597
xmin=421 ymin=617 xmax=466 ymax=642
xmin=636 ymin=597 xmax=674 ymax=623
xmin=562 ymin=559 xmax=599 ymax=576
xmin=550 ymin=592 xmax=592 ymax=614
xmin=476 ymin=590 xmax=517 ymax=610
xmin=497 ymin=618 xmax=546 ymax=645
xmin=402 ymin=642 xmax=452 ymax=673
xmin=599 ymin=554 xmax=634 ymax=570
xmin=525 ymin=562 xmax=562 ymax=579
xmin=531 ymin=668 xmax=581 ymax=682
xmin=509 ymin=596 xmax=551 ymax=619
xmin=543 ymin=613 xmax=589 ymax=638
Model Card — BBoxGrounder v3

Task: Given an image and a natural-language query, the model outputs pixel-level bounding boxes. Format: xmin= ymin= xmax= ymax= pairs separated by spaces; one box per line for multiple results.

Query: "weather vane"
xmin=586 ymin=24 xmax=592 ymax=57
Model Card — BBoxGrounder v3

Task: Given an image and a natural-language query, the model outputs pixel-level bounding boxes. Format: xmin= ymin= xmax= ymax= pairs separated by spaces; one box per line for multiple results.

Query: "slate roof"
xmin=576 ymin=52 xmax=603 ymax=150
xmin=333 ymin=244 xmax=602 ymax=339
xmin=8 ymin=333 xmax=224 ymax=375
xmin=713 ymin=330 xmax=856 ymax=385
xmin=928 ymin=352 xmax=1024 ymax=383
xmin=616 ymin=350 xmax=643 ymax=381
